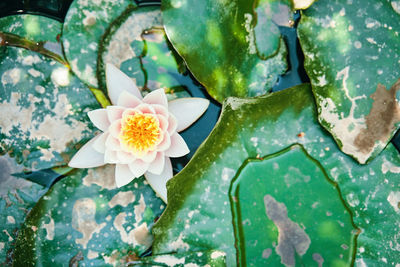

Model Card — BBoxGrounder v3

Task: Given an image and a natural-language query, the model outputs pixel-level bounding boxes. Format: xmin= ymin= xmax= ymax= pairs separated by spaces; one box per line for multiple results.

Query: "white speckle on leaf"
xmin=83 ymin=165 xmax=116 ymax=190
xmin=387 ymin=191 xmax=400 ymax=213
xmin=42 ymin=216 xmax=55 ymax=240
xmin=51 ymin=68 xmax=70 ymax=87
xmin=153 ymin=255 xmax=185 ymax=266
xmin=211 ymin=251 xmax=226 ymax=259
xmin=87 ymin=250 xmax=99 ymax=260
xmin=2 ymin=68 xmax=21 ymax=86
xmin=382 ymin=158 xmax=400 ymax=174
xmin=169 ymin=233 xmax=189 ymax=251
xmin=108 ymin=191 xmax=135 ymax=208
xmin=7 ymin=216 xmax=15 ymax=224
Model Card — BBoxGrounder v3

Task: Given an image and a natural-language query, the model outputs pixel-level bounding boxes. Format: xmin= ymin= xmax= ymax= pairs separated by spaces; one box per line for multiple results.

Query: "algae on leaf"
xmin=152 ymin=84 xmax=400 ymax=266
xmin=298 ymin=0 xmax=400 ymax=164
xmin=161 ymin=0 xmax=291 ymax=102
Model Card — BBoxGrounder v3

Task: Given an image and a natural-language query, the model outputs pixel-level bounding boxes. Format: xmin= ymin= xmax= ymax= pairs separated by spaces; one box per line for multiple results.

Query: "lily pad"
xmin=298 ymin=0 xmax=400 ymax=164
xmin=62 ymin=0 xmax=136 ymax=88
xmin=0 ymin=46 xmax=100 ymax=170
xmin=98 ymin=5 xmax=191 ymax=100
xmin=0 ymin=14 xmax=61 ymax=45
xmin=13 ymin=165 xmax=165 ymax=266
xmin=131 ymin=250 xmax=226 ymax=266
xmin=0 ymin=155 xmax=47 ymax=265
xmin=152 ymin=84 xmax=400 ymax=266
xmin=161 ymin=0 xmax=291 ymax=102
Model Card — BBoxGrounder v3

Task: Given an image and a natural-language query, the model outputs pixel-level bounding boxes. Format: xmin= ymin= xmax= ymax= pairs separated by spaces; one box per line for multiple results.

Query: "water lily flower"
xmin=69 ymin=64 xmax=209 ymax=202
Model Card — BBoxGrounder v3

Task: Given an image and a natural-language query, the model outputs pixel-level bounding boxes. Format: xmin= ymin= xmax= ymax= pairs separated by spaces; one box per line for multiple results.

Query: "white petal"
xmin=105 ymin=134 xmax=121 ymax=151
xmin=117 ymin=150 xmax=136 ymax=164
xmin=109 ymin=119 xmax=121 ymax=138
xmin=107 ymin=106 xmax=125 ymax=122
xmin=167 ymin=114 xmax=178 ymax=135
xmin=104 ymin=149 xmax=118 ymax=164
xmin=117 ymin=91 xmax=142 ymax=108
xmin=106 ymin=63 xmax=142 ymax=105
xmin=157 ymin=132 xmax=171 ymax=151
xmin=128 ymin=159 xmax=149 ymax=177
xmin=92 ymin=132 xmax=108 ymax=153
xmin=165 ymin=133 xmax=189 ymax=157
xmin=168 ymin=98 xmax=209 ymax=132
xmin=115 ymin=164 xmax=135 ymax=187
xmin=157 ymin=114 xmax=169 ymax=132
xmin=146 ymin=152 xmax=165 ymax=175
xmin=143 ymin=89 xmax=168 ymax=107
xmin=140 ymin=150 xmax=157 ymax=163
xmin=144 ymin=158 xmax=173 ymax=203
xmin=88 ymin=109 xmax=110 ymax=131
xmin=153 ymin=104 xmax=169 ymax=117
xmin=69 ymin=135 xmax=105 ymax=168
xmin=135 ymin=103 xmax=155 ymax=114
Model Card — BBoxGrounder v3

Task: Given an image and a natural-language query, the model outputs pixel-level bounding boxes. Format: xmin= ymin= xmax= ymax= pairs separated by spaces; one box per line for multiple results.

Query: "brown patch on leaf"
xmin=354 ymin=79 xmax=400 ymax=154
xmin=69 ymin=251 xmax=84 ymax=267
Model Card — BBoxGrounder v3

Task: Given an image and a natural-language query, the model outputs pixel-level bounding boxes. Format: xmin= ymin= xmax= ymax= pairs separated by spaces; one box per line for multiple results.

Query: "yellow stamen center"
xmin=119 ymin=113 xmax=161 ymax=154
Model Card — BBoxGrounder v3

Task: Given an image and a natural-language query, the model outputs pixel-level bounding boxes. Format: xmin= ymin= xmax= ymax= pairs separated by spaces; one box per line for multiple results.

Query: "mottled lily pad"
xmin=298 ymin=0 xmax=400 ymax=164
xmin=98 ymin=5 xmax=191 ymax=100
xmin=0 ymin=46 xmax=100 ymax=170
xmin=62 ymin=0 xmax=136 ymax=88
xmin=0 ymin=155 xmax=47 ymax=265
xmin=161 ymin=0 xmax=291 ymax=102
xmin=0 ymin=14 xmax=61 ymax=45
xmin=231 ymin=145 xmax=356 ymax=266
xmin=152 ymin=84 xmax=400 ymax=266
xmin=130 ymin=250 xmax=226 ymax=266
xmin=13 ymin=165 xmax=164 ymax=266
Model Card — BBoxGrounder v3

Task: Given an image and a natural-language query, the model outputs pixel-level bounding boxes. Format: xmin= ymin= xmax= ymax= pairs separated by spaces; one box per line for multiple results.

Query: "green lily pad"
xmin=98 ymin=5 xmax=191 ymax=100
xmin=62 ymin=0 xmax=136 ymax=88
xmin=0 ymin=155 xmax=47 ymax=265
xmin=298 ymin=0 xmax=400 ymax=164
xmin=0 ymin=14 xmax=61 ymax=45
xmin=13 ymin=165 xmax=165 ymax=266
xmin=0 ymin=46 xmax=100 ymax=170
xmin=230 ymin=145 xmax=356 ymax=266
xmin=152 ymin=84 xmax=400 ymax=266
xmin=161 ymin=0 xmax=291 ymax=103
xmin=131 ymin=250 xmax=226 ymax=266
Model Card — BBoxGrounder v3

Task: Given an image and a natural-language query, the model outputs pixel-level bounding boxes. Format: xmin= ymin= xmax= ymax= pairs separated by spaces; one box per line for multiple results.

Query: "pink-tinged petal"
xmin=143 ymin=89 xmax=168 ymax=107
xmin=140 ymin=150 xmax=157 ymax=163
xmin=157 ymin=131 xmax=171 ymax=151
xmin=109 ymin=119 xmax=121 ymax=138
xmin=135 ymin=103 xmax=155 ymax=114
xmin=128 ymin=159 xmax=149 ymax=177
xmin=153 ymin=104 xmax=169 ymax=117
xmin=122 ymin=108 xmax=142 ymax=118
xmin=146 ymin=152 xmax=165 ymax=175
xmin=87 ymin=109 xmax=110 ymax=131
xmin=144 ymin=158 xmax=173 ymax=203
xmin=115 ymin=164 xmax=135 ymax=187
xmin=117 ymin=150 xmax=136 ymax=164
xmin=117 ymin=91 xmax=142 ymax=108
xmin=69 ymin=135 xmax=105 ymax=168
xmin=92 ymin=132 xmax=108 ymax=153
xmin=105 ymin=134 xmax=121 ymax=151
xmin=165 ymin=133 xmax=189 ymax=157
xmin=167 ymin=114 xmax=178 ymax=135
xmin=157 ymin=114 xmax=169 ymax=132
xmin=106 ymin=63 xmax=142 ymax=105
xmin=104 ymin=149 xmax=118 ymax=164
xmin=168 ymin=98 xmax=209 ymax=132
xmin=107 ymin=106 xmax=125 ymax=121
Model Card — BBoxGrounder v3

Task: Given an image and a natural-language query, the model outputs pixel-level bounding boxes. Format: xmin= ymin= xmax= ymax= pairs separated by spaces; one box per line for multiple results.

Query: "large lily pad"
xmin=0 ymin=46 xmax=100 ymax=170
xmin=13 ymin=165 xmax=164 ymax=266
xmin=161 ymin=0 xmax=291 ymax=102
xmin=298 ymin=0 xmax=400 ymax=164
xmin=0 ymin=155 xmax=47 ymax=265
xmin=152 ymin=84 xmax=400 ymax=266
xmin=62 ymin=0 xmax=136 ymax=88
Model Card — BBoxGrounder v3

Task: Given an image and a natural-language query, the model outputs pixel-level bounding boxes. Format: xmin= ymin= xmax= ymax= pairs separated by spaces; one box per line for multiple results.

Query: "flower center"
xmin=119 ymin=113 xmax=161 ymax=154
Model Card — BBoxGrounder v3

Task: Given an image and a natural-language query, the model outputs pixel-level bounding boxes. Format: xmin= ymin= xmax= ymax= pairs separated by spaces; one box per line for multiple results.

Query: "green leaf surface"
xmin=161 ymin=0 xmax=291 ymax=103
xmin=298 ymin=0 xmax=400 ymax=164
xmin=0 ymin=14 xmax=61 ymax=45
xmin=13 ymin=165 xmax=165 ymax=266
xmin=0 ymin=46 xmax=100 ymax=170
xmin=152 ymin=84 xmax=400 ymax=266
xmin=130 ymin=250 xmax=226 ymax=266
xmin=98 ymin=5 xmax=190 ymax=100
xmin=0 ymin=155 xmax=47 ymax=265
xmin=62 ymin=0 xmax=136 ymax=88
